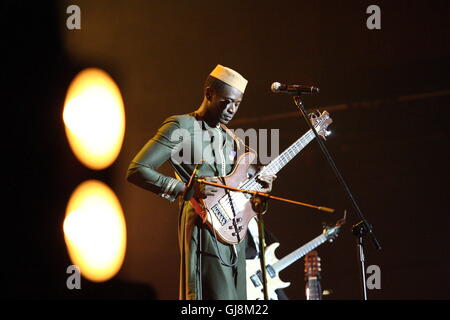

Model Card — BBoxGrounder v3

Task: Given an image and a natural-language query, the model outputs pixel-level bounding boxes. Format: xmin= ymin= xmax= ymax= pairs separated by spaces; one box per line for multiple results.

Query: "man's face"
xmin=207 ymin=85 xmax=243 ymax=125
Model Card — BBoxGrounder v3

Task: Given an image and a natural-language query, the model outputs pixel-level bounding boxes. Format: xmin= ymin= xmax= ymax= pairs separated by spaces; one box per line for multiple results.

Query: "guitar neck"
xmin=272 ymin=234 xmax=327 ymax=273
xmin=306 ymin=278 xmax=322 ymax=300
xmin=242 ymin=128 xmax=316 ymax=192
xmin=262 ymin=128 xmax=316 ymax=176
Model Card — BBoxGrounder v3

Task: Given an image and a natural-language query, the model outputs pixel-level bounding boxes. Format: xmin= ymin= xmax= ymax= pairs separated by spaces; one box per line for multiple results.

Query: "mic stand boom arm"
xmin=292 ymin=95 xmax=381 ymax=300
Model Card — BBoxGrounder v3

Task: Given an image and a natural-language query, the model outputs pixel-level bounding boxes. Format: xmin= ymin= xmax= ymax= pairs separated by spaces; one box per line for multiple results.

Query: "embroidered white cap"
xmin=209 ymin=64 xmax=248 ymax=94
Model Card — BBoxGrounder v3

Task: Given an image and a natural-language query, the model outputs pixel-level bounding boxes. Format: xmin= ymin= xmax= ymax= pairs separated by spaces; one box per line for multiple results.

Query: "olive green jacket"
xmin=127 ymin=112 xmax=248 ymax=300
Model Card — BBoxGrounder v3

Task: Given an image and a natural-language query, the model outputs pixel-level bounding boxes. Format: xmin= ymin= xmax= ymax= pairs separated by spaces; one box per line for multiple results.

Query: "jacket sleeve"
xmin=126 ymin=116 xmax=186 ymax=202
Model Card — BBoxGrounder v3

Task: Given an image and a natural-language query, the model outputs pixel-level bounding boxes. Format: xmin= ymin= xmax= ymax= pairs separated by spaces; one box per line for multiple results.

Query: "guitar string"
xmin=232 ymin=131 xmax=312 ymax=194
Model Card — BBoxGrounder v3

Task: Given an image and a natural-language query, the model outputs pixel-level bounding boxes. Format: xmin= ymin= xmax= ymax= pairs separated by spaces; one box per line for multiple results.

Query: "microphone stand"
xmin=256 ymin=204 xmax=268 ymax=300
xmin=292 ymin=95 xmax=381 ymax=300
xmin=196 ymin=178 xmax=335 ymax=300
xmin=247 ymin=191 xmax=270 ymax=300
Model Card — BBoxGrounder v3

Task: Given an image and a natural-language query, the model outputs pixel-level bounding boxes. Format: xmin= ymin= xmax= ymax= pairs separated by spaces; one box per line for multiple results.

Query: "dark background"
xmin=4 ymin=0 xmax=449 ymax=300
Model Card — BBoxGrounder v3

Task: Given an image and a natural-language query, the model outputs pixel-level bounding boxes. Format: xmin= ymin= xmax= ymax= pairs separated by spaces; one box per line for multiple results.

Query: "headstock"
xmin=322 ymin=210 xmax=347 ymax=243
xmin=304 ymin=250 xmax=321 ymax=278
xmin=322 ymin=224 xmax=341 ymax=243
xmin=309 ymin=110 xmax=333 ymax=140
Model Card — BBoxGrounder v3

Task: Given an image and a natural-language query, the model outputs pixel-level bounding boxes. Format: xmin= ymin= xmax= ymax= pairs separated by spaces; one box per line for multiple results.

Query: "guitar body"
xmin=193 ymin=152 xmax=258 ymax=244
xmin=246 ymin=242 xmax=290 ymax=300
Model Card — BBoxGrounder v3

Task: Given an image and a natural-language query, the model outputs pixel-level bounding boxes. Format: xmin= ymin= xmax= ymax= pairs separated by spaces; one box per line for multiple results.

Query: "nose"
xmin=228 ymin=103 xmax=237 ymax=114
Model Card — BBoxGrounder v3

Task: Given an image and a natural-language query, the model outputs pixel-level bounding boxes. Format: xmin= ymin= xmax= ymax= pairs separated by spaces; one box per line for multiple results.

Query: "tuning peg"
xmin=325 ymin=130 xmax=332 ymax=136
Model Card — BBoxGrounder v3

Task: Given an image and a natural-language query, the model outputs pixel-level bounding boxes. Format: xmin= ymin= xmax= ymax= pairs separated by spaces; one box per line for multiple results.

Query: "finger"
xmin=258 ymin=177 xmax=271 ymax=185
xmin=263 ymin=175 xmax=277 ymax=182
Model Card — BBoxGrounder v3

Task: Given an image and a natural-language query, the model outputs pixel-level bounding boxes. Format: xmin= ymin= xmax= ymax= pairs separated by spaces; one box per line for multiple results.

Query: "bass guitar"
xmin=192 ymin=111 xmax=333 ymax=244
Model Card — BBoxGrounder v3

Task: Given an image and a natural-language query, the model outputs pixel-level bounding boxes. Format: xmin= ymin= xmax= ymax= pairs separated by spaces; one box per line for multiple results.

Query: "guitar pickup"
xmin=250 ymin=274 xmax=261 ymax=287
xmin=266 ymin=265 xmax=275 ymax=278
xmin=256 ymin=265 xmax=276 ymax=282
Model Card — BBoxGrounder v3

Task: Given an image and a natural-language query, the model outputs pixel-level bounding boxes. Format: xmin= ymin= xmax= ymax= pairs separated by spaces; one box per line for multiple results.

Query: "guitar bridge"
xmin=211 ymin=204 xmax=228 ymax=226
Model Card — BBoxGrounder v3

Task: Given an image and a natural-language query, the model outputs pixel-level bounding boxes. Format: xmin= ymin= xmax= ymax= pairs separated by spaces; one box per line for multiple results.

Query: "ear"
xmin=205 ymin=86 xmax=213 ymax=102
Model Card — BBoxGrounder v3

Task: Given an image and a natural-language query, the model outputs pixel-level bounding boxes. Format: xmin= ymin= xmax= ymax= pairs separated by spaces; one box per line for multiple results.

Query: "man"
xmin=127 ymin=65 xmax=276 ymax=300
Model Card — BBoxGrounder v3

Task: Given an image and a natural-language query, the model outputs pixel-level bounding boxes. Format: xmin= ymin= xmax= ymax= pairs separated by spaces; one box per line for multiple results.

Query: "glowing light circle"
xmin=63 ymin=68 xmax=125 ymax=170
xmin=63 ymin=179 xmax=127 ymax=282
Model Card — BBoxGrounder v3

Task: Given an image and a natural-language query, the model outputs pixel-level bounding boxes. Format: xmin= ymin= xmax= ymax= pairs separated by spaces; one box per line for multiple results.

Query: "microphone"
xmin=183 ymin=163 xmax=202 ymax=201
xmin=271 ymin=82 xmax=320 ymax=94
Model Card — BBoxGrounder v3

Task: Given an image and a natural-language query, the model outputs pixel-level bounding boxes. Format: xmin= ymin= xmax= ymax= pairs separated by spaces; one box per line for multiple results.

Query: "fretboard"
xmin=241 ymin=127 xmax=317 ymax=192
xmin=306 ymin=278 xmax=322 ymax=300
xmin=272 ymin=234 xmax=327 ymax=273
xmin=262 ymin=128 xmax=316 ymax=176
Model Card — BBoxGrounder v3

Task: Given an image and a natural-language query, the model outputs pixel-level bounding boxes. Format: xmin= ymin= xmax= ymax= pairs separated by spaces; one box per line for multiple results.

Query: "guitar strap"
xmin=220 ymin=123 xmax=257 ymax=155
